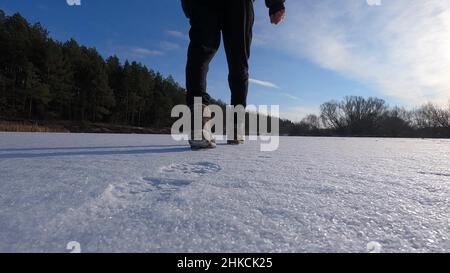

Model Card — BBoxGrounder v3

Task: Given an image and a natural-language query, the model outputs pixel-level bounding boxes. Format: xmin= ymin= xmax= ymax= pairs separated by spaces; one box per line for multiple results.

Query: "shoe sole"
xmin=227 ymin=140 xmax=245 ymax=145
xmin=189 ymin=140 xmax=217 ymax=150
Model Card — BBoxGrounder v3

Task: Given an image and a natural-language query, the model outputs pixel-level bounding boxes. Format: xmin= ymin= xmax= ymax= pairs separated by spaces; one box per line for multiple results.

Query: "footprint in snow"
xmin=107 ymin=162 xmax=221 ymax=199
xmin=141 ymin=177 xmax=193 ymax=198
xmin=108 ymin=178 xmax=193 ymax=197
xmin=143 ymin=177 xmax=192 ymax=189
xmin=160 ymin=161 xmax=222 ymax=176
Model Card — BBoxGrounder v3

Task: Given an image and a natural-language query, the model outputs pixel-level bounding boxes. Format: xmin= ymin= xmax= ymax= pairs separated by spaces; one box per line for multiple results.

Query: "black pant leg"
xmin=185 ymin=0 xmax=222 ymax=106
xmin=222 ymin=0 xmax=254 ymax=107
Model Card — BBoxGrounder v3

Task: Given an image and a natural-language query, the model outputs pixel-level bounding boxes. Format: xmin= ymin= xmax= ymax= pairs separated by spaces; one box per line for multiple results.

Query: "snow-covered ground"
xmin=0 ymin=133 xmax=448 ymax=253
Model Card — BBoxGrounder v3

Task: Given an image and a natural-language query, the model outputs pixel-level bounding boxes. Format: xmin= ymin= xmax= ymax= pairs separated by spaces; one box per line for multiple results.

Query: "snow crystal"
xmin=0 ymin=133 xmax=448 ymax=252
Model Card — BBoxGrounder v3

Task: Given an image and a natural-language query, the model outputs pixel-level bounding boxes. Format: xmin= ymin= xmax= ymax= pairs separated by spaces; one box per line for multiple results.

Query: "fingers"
xmin=270 ymin=10 xmax=286 ymax=25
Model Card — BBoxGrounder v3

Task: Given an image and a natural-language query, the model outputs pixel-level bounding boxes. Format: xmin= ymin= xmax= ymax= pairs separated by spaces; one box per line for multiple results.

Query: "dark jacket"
xmin=181 ymin=0 xmax=285 ymax=18
xmin=264 ymin=0 xmax=285 ymax=15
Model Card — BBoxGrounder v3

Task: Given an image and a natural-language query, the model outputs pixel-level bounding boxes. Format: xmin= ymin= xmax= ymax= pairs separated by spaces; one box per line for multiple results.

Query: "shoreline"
xmin=1 ymin=119 xmax=450 ymax=140
xmin=0 ymin=119 xmax=170 ymax=135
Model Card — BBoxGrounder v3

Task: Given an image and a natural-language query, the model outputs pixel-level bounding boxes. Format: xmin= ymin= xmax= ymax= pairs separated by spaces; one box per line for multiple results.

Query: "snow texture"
xmin=0 ymin=133 xmax=448 ymax=253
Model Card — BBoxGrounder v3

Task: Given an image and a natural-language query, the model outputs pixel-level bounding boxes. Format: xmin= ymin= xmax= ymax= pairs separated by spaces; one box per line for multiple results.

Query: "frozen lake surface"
xmin=0 ymin=133 xmax=448 ymax=253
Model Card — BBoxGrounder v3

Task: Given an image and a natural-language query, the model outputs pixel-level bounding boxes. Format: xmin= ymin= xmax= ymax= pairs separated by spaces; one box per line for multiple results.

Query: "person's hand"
xmin=270 ymin=9 xmax=285 ymax=25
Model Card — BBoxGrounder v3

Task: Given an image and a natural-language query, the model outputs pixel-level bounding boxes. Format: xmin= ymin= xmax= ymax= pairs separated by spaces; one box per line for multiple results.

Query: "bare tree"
xmin=320 ymin=101 xmax=344 ymax=130
xmin=417 ymin=103 xmax=450 ymax=128
xmin=301 ymin=114 xmax=321 ymax=130
xmin=389 ymin=106 xmax=412 ymax=125
xmin=340 ymin=96 xmax=387 ymax=134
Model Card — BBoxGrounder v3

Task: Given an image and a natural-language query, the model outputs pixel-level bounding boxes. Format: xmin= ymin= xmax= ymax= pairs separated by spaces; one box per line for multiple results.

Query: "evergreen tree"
xmin=2 ymin=9 xmax=448 ymax=138
xmin=45 ymin=40 xmax=74 ymax=119
xmin=106 ymin=56 xmax=125 ymax=123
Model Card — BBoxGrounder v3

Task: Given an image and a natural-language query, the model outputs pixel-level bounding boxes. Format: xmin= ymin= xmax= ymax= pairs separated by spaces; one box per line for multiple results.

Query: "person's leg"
xmin=222 ymin=0 xmax=254 ymax=144
xmin=222 ymin=0 xmax=254 ymax=108
xmin=186 ymin=0 xmax=222 ymax=106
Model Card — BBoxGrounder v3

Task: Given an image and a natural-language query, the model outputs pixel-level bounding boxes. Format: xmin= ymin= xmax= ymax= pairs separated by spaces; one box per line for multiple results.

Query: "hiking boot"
xmin=189 ymin=104 xmax=216 ymax=150
xmin=227 ymin=139 xmax=245 ymax=145
xmin=227 ymin=119 xmax=245 ymax=145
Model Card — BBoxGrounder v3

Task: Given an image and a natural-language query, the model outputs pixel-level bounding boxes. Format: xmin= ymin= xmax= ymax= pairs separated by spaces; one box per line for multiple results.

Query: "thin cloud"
xmin=250 ymin=78 xmax=302 ymax=101
xmin=281 ymin=105 xmax=320 ymax=122
xmin=106 ymin=45 xmax=165 ymax=60
xmin=257 ymin=0 xmax=450 ymax=105
xmin=130 ymin=47 xmax=164 ymax=57
xmin=160 ymin=41 xmax=182 ymax=51
xmin=282 ymin=92 xmax=302 ymax=101
xmin=166 ymin=30 xmax=189 ymax=40
xmin=249 ymin=78 xmax=281 ymax=89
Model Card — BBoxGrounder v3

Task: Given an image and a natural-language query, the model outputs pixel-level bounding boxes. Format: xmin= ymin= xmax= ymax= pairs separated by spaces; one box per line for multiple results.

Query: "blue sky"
xmin=2 ymin=0 xmax=449 ymax=121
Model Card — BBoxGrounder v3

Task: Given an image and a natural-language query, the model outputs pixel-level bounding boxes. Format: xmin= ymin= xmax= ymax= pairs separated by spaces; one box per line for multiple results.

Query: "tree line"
xmin=0 ymin=10 xmax=186 ymax=129
xmin=1 ymin=10 xmax=449 ymax=138
xmin=282 ymin=96 xmax=450 ymax=138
